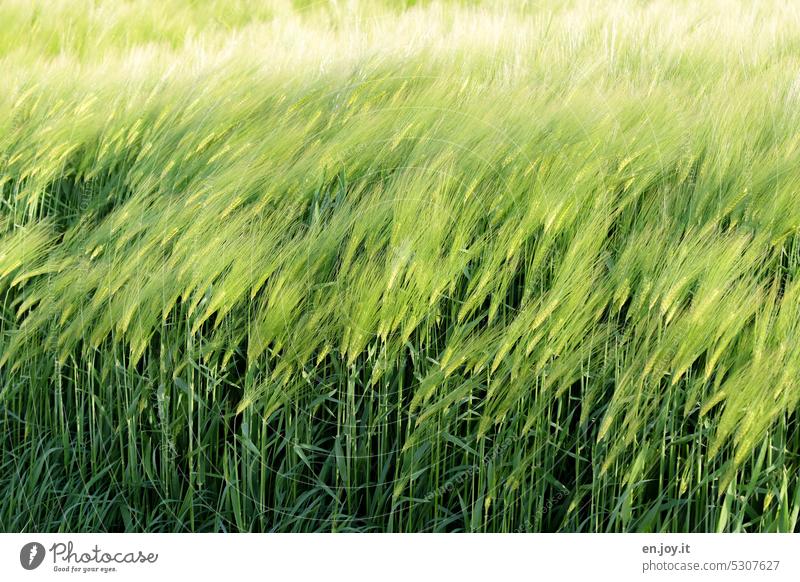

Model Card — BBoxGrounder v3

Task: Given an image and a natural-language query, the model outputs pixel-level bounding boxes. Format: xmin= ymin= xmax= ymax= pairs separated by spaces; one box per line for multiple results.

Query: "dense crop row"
xmin=2 ymin=0 xmax=800 ymax=531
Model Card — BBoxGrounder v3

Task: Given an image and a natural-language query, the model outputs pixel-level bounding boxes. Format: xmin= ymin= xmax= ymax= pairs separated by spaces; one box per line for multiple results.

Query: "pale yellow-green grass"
xmin=2 ymin=0 xmax=800 ymax=531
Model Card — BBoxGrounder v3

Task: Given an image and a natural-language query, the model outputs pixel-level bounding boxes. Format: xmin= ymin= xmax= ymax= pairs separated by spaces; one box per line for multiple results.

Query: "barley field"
xmin=2 ymin=0 xmax=800 ymax=532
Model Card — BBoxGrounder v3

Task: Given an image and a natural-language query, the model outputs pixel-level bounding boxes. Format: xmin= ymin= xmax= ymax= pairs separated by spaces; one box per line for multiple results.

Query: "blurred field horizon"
xmin=2 ymin=0 xmax=800 ymax=532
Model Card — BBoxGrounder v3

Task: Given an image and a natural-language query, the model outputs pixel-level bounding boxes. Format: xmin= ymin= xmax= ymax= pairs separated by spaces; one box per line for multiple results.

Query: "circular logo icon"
xmin=20 ymin=542 xmax=46 ymax=570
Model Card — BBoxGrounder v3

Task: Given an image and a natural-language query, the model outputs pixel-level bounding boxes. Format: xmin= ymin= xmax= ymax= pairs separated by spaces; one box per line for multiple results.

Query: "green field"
xmin=2 ymin=0 xmax=800 ymax=532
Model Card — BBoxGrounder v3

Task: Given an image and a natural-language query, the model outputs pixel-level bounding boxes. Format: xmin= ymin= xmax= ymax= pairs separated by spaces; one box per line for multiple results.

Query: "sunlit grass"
xmin=2 ymin=0 xmax=800 ymax=532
